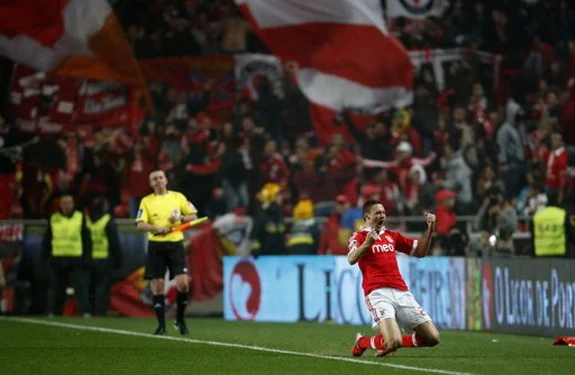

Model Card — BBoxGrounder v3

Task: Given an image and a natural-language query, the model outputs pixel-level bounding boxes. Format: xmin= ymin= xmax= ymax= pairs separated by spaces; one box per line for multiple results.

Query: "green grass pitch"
xmin=1 ymin=317 xmax=574 ymax=374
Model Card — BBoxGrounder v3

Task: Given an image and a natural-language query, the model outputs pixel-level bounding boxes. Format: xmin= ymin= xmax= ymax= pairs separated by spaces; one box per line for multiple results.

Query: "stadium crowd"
xmin=1 ymin=0 xmax=575 ymax=258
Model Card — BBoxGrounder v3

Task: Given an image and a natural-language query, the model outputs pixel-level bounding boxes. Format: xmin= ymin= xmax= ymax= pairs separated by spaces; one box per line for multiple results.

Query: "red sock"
xmin=358 ymin=334 xmax=385 ymax=350
xmin=402 ymin=333 xmax=426 ymax=348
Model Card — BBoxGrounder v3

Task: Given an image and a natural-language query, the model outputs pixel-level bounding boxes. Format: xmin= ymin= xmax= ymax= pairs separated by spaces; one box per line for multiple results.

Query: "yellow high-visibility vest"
xmin=86 ymin=214 xmax=111 ymax=259
xmin=50 ymin=211 xmax=83 ymax=257
xmin=533 ymin=207 xmax=566 ymax=257
xmin=286 ymin=220 xmax=315 ymax=248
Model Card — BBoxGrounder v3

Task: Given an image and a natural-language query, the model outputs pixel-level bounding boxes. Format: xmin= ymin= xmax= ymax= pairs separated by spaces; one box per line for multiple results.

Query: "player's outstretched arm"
xmin=348 ymin=230 xmax=377 ymax=265
xmin=412 ymin=212 xmax=436 ymax=258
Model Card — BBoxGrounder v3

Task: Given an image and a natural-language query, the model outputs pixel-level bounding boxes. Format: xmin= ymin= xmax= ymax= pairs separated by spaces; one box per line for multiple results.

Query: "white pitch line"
xmin=1 ymin=317 xmax=474 ymax=375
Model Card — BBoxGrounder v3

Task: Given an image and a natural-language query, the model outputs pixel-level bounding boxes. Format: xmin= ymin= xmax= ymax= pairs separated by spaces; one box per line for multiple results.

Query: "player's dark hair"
xmin=362 ymin=199 xmax=383 ymax=220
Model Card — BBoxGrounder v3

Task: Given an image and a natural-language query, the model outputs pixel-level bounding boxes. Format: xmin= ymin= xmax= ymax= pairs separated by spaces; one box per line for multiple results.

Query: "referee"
xmin=136 ymin=170 xmax=198 ymax=335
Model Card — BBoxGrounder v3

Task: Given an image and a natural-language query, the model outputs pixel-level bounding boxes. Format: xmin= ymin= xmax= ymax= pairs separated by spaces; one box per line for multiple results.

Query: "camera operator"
xmin=476 ymin=186 xmax=518 ymax=257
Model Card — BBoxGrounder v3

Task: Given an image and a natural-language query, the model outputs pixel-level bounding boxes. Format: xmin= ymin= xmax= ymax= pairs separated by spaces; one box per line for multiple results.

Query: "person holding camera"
xmin=476 ymin=186 xmax=518 ymax=257
xmin=435 ymin=189 xmax=469 ymax=256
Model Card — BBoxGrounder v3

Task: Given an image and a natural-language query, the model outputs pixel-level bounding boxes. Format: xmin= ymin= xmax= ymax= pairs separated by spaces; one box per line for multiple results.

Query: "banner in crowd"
xmin=385 ymin=0 xmax=449 ymax=20
xmin=0 ymin=0 xmax=148 ymax=87
xmin=223 ymin=255 xmax=467 ymax=330
xmin=140 ymin=56 xmax=235 ymax=122
xmin=234 ymin=53 xmax=284 ymax=101
xmin=236 ymin=0 xmax=413 ymax=144
xmin=0 ymin=223 xmax=23 ymax=244
xmin=234 ymin=48 xmax=500 ymax=144
xmin=408 ymin=48 xmax=501 ymax=94
xmin=9 ymin=65 xmax=147 ymax=134
xmin=481 ymin=258 xmax=575 ymax=337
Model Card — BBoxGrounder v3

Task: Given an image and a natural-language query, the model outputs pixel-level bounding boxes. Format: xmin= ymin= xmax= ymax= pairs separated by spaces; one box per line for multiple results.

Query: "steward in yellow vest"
xmin=41 ymin=194 xmax=92 ymax=316
xmin=250 ymin=183 xmax=286 ymax=256
xmin=286 ymin=199 xmax=321 ymax=255
xmin=531 ymin=191 xmax=574 ymax=258
xmin=86 ymin=197 xmax=122 ymax=316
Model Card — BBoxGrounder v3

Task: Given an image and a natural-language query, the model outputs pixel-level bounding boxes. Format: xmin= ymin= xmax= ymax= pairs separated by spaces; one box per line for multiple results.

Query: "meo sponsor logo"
xmin=372 ymin=244 xmax=394 ymax=253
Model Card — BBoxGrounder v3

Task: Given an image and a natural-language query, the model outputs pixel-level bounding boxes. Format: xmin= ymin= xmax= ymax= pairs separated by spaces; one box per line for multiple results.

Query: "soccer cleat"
xmin=174 ymin=320 xmax=189 ymax=335
xmin=351 ymin=333 xmax=366 ymax=357
xmin=153 ymin=326 xmax=167 ymax=335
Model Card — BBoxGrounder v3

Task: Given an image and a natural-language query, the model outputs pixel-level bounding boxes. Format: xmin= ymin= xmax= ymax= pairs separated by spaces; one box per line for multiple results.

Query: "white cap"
xmin=396 ymin=141 xmax=413 ymax=153
xmin=409 ymin=164 xmax=427 ymax=184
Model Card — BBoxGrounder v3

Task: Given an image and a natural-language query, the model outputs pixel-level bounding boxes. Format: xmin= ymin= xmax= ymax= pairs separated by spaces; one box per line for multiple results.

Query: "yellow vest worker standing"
xmin=286 ymin=199 xmax=321 ymax=255
xmin=136 ymin=170 xmax=198 ymax=336
xmin=531 ymin=191 xmax=574 ymax=258
xmin=41 ymin=194 xmax=92 ymax=316
xmin=250 ymin=183 xmax=286 ymax=256
xmin=86 ymin=197 xmax=122 ymax=316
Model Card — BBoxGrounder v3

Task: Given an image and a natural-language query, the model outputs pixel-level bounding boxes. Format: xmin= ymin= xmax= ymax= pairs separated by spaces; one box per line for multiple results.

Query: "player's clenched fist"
xmin=424 ymin=212 xmax=436 ymax=229
xmin=365 ymin=230 xmax=380 ymax=245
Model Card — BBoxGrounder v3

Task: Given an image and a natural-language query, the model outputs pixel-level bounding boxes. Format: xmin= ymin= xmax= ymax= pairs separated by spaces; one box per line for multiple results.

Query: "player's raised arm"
xmin=348 ymin=231 xmax=377 ymax=265
xmin=412 ymin=212 xmax=436 ymax=258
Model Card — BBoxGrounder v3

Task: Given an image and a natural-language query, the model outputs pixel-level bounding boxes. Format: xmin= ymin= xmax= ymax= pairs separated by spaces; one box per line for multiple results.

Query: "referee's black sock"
xmin=153 ymin=295 xmax=166 ymax=328
xmin=176 ymin=291 xmax=189 ymax=322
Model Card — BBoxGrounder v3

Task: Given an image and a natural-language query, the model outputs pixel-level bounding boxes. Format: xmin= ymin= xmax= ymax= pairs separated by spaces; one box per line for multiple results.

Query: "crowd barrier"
xmin=223 ymin=256 xmax=575 ymax=337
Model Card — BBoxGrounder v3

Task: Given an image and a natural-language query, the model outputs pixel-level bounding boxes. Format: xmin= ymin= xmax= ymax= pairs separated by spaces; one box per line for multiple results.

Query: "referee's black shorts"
xmin=144 ymin=241 xmax=188 ymax=280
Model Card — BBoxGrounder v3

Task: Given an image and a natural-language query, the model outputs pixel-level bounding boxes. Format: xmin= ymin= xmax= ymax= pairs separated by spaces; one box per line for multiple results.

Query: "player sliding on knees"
xmin=348 ymin=199 xmax=440 ymax=357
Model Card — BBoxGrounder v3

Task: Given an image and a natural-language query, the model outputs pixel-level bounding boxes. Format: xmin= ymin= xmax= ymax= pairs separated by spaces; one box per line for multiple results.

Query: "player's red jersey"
xmin=348 ymin=226 xmax=418 ymax=295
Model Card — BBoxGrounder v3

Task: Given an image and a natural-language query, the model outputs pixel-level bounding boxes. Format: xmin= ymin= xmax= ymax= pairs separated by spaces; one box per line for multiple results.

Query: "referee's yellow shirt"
xmin=135 ymin=191 xmax=197 ymax=242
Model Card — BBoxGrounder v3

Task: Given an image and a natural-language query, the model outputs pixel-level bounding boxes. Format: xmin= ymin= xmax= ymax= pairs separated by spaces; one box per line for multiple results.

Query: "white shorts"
xmin=365 ymin=288 xmax=431 ymax=331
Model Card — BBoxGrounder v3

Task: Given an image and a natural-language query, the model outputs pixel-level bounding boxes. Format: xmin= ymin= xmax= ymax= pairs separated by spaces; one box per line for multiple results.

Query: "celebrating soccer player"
xmin=348 ymin=199 xmax=440 ymax=357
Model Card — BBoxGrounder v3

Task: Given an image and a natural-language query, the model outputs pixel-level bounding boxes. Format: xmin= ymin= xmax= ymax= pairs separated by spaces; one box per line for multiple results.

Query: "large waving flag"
xmin=236 ymin=0 xmax=413 ymax=143
xmin=0 ymin=0 xmax=148 ymax=88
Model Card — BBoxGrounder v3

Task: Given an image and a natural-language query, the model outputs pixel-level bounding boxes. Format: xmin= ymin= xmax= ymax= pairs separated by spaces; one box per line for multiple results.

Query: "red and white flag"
xmin=236 ymin=0 xmax=413 ymax=143
xmin=0 ymin=0 xmax=149 ymax=90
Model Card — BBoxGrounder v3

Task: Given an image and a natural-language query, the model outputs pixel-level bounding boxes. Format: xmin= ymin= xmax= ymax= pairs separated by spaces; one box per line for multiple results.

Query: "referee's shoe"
xmin=174 ymin=320 xmax=189 ymax=335
xmin=154 ymin=326 xmax=167 ymax=335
